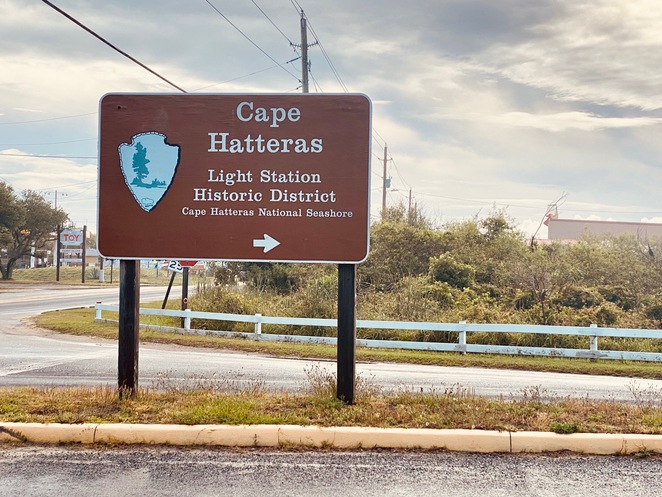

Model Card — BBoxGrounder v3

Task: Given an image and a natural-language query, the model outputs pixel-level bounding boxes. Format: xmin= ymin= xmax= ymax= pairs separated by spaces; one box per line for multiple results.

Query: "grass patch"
xmin=2 ymin=383 xmax=662 ymax=434
xmin=8 ymin=266 xmax=212 ymax=287
xmin=32 ymin=307 xmax=662 ymax=380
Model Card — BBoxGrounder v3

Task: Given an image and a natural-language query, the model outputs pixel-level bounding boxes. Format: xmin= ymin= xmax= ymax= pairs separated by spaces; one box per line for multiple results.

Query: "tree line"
xmin=0 ymin=181 xmax=68 ymax=279
xmin=205 ymin=204 xmax=662 ymax=338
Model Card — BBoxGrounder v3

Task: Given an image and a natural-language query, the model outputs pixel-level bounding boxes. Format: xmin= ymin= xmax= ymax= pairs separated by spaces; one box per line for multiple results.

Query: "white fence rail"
xmin=94 ymin=303 xmax=662 ymax=362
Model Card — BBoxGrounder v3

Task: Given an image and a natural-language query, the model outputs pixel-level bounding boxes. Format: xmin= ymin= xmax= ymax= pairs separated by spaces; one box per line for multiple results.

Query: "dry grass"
xmin=9 ymin=266 xmax=212 ymax=287
xmin=2 ymin=379 xmax=662 ymax=434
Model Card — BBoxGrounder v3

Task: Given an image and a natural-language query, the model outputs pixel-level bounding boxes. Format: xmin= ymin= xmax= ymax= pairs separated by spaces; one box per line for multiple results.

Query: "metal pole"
xmin=81 ymin=225 xmax=87 ymax=283
xmin=55 ymin=225 xmax=61 ymax=282
xmin=162 ymin=271 xmax=176 ymax=309
xmin=118 ymin=259 xmax=140 ymax=397
xmin=181 ymin=266 xmax=189 ymax=328
xmin=337 ymin=263 xmax=357 ymax=404
xmin=300 ymin=10 xmax=309 ymax=94
xmin=382 ymin=144 xmax=387 ymax=217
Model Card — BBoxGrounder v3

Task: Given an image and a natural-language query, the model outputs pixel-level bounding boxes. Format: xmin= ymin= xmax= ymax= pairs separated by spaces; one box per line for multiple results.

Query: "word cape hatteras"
xmin=97 ymin=94 xmax=372 ymax=263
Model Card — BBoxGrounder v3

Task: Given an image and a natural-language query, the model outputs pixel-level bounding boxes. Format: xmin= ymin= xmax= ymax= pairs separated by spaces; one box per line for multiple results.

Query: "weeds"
xmin=302 ymin=363 xmax=383 ymax=399
xmin=151 ymin=370 xmax=267 ymax=395
xmin=550 ymin=422 xmax=579 ymax=434
xmin=3 ymin=384 xmax=662 ymax=434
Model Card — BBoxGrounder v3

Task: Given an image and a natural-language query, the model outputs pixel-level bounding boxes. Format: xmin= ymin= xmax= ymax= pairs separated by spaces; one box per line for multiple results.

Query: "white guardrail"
xmin=94 ymin=303 xmax=662 ymax=362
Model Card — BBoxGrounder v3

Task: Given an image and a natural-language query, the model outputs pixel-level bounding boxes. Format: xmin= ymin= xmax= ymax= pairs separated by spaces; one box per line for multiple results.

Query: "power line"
xmin=0 ymin=153 xmax=96 ymax=159
xmin=0 ymin=112 xmax=97 ymax=126
xmin=47 ymin=180 xmax=97 ymax=189
xmin=290 ymin=0 xmax=303 ymax=15
xmin=309 ymin=69 xmax=324 ymax=93
xmin=204 ymin=0 xmax=300 ymax=82
xmin=389 ymin=156 xmax=411 ymax=190
xmin=304 ymin=15 xmax=349 ymax=92
xmin=0 ymin=138 xmax=96 ymax=146
xmin=372 ymin=129 xmax=387 ymax=148
xmin=191 ymin=58 xmax=300 ymax=91
xmin=40 ymin=0 xmax=187 ymax=93
xmin=250 ymin=0 xmax=293 ymax=44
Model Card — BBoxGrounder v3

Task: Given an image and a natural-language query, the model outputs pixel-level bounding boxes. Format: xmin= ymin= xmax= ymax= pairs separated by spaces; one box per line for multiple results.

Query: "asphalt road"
xmin=2 ymin=284 xmax=662 ymax=401
xmin=1 ymin=445 xmax=662 ymax=497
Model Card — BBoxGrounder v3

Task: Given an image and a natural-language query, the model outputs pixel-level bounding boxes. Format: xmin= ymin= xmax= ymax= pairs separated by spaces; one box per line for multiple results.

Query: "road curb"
xmin=2 ymin=422 xmax=662 ymax=454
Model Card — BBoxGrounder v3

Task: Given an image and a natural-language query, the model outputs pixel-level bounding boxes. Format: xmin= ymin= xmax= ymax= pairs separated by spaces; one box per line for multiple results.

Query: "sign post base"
xmin=118 ymin=260 xmax=140 ymax=398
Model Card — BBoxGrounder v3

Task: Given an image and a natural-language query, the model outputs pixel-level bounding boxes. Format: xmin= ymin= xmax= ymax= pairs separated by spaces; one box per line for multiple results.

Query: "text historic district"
xmin=183 ymin=168 xmax=352 ymax=218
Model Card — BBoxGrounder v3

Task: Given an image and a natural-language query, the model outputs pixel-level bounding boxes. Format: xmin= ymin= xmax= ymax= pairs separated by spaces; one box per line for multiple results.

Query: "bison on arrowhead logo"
xmin=118 ymin=132 xmax=180 ymax=212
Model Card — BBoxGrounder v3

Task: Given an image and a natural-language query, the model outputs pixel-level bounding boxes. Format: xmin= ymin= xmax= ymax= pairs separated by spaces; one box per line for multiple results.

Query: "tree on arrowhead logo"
xmin=118 ymin=132 xmax=180 ymax=212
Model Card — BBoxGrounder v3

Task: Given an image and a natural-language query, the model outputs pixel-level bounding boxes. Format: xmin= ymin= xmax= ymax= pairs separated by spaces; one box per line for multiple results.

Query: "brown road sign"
xmin=97 ymin=93 xmax=371 ymax=263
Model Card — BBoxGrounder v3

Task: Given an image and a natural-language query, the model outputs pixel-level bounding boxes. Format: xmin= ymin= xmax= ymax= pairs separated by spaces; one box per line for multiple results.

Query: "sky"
xmin=2 ymin=0 xmax=662 ymax=240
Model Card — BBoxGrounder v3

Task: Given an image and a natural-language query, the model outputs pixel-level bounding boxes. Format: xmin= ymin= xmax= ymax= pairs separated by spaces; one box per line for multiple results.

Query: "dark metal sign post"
xmin=118 ymin=260 xmax=140 ymax=398
xmin=337 ymin=264 xmax=357 ymax=404
xmin=181 ymin=266 xmax=189 ymax=328
xmin=81 ymin=225 xmax=87 ymax=283
xmin=55 ymin=225 xmax=61 ymax=282
xmin=162 ymin=271 xmax=176 ymax=309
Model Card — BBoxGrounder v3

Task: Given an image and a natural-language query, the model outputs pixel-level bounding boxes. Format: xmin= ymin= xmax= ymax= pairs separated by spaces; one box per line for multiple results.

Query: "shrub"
xmin=429 ymin=253 xmax=475 ymax=289
xmin=511 ymin=289 xmax=535 ymax=310
xmin=556 ymin=286 xmax=603 ymax=309
xmin=645 ymin=303 xmax=662 ymax=324
xmin=190 ymin=288 xmax=255 ymax=332
xmin=593 ymin=302 xmax=620 ymax=326
xmin=598 ymin=285 xmax=636 ymax=311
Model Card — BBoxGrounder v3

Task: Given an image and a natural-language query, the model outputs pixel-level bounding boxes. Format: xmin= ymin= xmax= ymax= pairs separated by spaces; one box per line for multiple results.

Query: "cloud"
xmin=0 ymin=149 xmax=98 ymax=229
xmin=3 ymin=0 xmax=662 ymax=240
xmin=474 ymin=1 xmax=662 ymax=110
xmin=437 ymin=111 xmax=662 ymax=132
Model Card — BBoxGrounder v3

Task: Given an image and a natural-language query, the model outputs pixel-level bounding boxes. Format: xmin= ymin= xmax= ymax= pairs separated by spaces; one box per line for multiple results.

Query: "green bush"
xmin=187 ymin=213 xmax=662 ymax=349
xmin=598 ymin=285 xmax=636 ymax=311
xmin=429 ymin=253 xmax=475 ymax=289
xmin=556 ymin=286 xmax=603 ymax=309
xmin=593 ymin=302 xmax=620 ymax=326
xmin=190 ymin=288 xmax=255 ymax=332
xmin=511 ymin=289 xmax=536 ymax=310
xmin=645 ymin=303 xmax=662 ymax=324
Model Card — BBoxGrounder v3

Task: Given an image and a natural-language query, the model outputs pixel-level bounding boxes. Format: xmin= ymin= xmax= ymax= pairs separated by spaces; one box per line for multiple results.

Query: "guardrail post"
xmin=255 ymin=313 xmax=262 ymax=335
xmin=95 ymin=302 xmax=102 ymax=321
xmin=459 ymin=320 xmax=467 ymax=354
xmin=184 ymin=309 xmax=191 ymax=330
xmin=589 ymin=324 xmax=599 ymax=356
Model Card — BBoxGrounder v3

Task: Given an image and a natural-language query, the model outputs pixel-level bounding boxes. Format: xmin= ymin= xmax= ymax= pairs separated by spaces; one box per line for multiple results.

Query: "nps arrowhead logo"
xmin=118 ymin=132 xmax=180 ymax=212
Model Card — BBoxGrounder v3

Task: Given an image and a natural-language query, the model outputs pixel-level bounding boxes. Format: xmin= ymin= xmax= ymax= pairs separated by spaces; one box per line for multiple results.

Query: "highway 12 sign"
xmin=97 ymin=94 xmax=371 ymax=263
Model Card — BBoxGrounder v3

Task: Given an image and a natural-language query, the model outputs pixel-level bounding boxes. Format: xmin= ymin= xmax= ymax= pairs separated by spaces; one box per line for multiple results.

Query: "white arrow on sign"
xmin=253 ymin=234 xmax=281 ymax=253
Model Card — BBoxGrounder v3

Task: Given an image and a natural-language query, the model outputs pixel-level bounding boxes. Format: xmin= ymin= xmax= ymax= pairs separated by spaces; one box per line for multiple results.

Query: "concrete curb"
xmin=2 ymin=423 xmax=662 ymax=455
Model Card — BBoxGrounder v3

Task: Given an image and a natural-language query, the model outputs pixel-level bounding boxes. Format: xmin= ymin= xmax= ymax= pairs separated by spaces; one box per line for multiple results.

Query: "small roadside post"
xmin=337 ymin=264 xmax=357 ymax=403
xmin=118 ymin=259 xmax=140 ymax=398
xmin=55 ymin=225 xmax=61 ymax=282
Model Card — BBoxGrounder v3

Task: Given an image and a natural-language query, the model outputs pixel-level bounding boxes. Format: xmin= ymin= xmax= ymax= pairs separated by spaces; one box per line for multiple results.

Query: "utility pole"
xmin=297 ymin=9 xmax=356 ymax=404
xmin=408 ymin=188 xmax=412 ymax=225
xmin=46 ymin=190 xmax=67 ymax=210
xmin=300 ymin=10 xmax=309 ymax=93
xmin=381 ymin=144 xmax=388 ymax=217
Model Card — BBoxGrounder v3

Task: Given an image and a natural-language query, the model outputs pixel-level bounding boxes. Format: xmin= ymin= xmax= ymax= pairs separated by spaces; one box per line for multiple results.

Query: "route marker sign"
xmin=98 ymin=93 xmax=371 ymax=263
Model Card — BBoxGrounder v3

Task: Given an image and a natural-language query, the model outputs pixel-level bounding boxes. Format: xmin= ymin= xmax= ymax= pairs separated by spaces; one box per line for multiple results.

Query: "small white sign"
xmin=167 ymin=260 xmax=183 ymax=273
xmin=60 ymin=229 xmax=83 ymax=246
